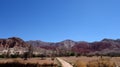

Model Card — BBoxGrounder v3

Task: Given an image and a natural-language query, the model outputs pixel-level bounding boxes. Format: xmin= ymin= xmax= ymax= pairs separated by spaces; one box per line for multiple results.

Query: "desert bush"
xmin=10 ymin=54 xmax=20 ymax=58
xmin=69 ymin=52 xmax=75 ymax=56
xmin=0 ymin=54 xmax=5 ymax=58
xmin=107 ymin=52 xmax=120 ymax=57
xmin=32 ymin=54 xmax=41 ymax=57
xmin=86 ymin=54 xmax=94 ymax=57
xmin=51 ymin=57 xmax=55 ymax=60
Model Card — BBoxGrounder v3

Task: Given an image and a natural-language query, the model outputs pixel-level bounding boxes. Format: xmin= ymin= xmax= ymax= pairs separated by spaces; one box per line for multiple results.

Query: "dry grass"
xmin=61 ymin=56 xmax=99 ymax=64
xmin=75 ymin=61 xmax=87 ymax=67
xmin=0 ymin=58 xmax=58 ymax=67
xmin=0 ymin=58 xmax=55 ymax=64
xmin=86 ymin=58 xmax=116 ymax=67
xmin=61 ymin=56 xmax=120 ymax=67
xmin=0 ymin=58 xmax=57 ymax=67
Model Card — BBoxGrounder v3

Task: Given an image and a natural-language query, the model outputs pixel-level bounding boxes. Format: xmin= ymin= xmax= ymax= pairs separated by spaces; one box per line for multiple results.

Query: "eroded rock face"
xmin=0 ymin=37 xmax=29 ymax=48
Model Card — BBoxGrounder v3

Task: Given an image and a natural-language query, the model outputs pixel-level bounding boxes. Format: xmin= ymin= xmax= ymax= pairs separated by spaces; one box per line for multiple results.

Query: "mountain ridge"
xmin=0 ymin=37 xmax=120 ymax=55
xmin=27 ymin=38 xmax=120 ymax=54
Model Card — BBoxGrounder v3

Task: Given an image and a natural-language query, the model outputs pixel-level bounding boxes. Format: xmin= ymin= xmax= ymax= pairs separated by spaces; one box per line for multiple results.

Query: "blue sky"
xmin=0 ymin=0 xmax=120 ymax=42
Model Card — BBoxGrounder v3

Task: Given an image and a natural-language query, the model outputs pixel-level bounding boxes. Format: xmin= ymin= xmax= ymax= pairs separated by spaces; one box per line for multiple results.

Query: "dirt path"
xmin=57 ymin=58 xmax=73 ymax=67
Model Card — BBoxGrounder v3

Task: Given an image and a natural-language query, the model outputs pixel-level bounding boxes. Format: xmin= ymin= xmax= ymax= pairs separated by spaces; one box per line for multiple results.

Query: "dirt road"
xmin=57 ymin=58 xmax=73 ymax=67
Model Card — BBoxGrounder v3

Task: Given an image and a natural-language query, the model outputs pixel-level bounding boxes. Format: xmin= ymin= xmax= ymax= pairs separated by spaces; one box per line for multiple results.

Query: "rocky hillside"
xmin=0 ymin=37 xmax=29 ymax=48
xmin=27 ymin=39 xmax=120 ymax=54
xmin=26 ymin=39 xmax=76 ymax=50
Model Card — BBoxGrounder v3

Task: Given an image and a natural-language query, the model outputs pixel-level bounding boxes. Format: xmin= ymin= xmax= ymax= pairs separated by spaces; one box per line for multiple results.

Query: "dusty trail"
xmin=57 ymin=58 xmax=73 ymax=67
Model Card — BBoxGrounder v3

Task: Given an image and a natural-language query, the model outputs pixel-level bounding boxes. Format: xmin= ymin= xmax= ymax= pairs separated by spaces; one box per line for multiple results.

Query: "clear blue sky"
xmin=0 ymin=0 xmax=120 ymax=42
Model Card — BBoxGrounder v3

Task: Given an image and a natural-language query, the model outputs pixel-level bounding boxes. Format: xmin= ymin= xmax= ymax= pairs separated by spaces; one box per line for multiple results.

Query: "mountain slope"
xmin=27 ymin=38 xmax=120 ymax=54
